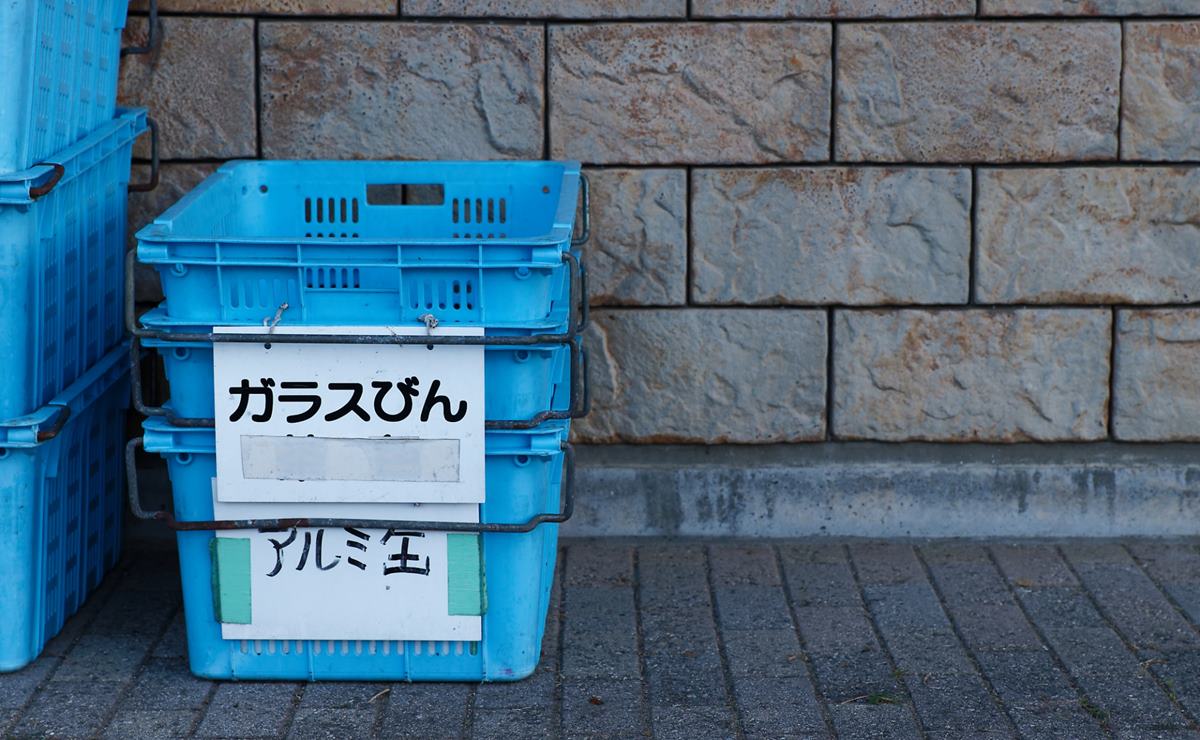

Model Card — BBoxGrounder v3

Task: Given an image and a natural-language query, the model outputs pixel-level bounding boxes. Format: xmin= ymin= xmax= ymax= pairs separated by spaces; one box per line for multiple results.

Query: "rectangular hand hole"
xmin=366 ymin=183 xmax=445 ymax=206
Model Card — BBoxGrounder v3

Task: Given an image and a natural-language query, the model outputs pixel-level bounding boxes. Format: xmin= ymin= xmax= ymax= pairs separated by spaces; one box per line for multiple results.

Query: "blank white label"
xmin=240 ymin=436 xmax=461 ymax=483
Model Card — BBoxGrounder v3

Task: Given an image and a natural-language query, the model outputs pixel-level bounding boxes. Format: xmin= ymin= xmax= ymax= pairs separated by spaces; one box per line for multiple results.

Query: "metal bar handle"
xmin=570 ymin=173 xmax=590 ymax=247
xmin=576 ymin=257 xmax=589 ymax=334
xmin=121 ymin=0 xmax=159 ymax=57
xmin=126 ymin=438 xmax=574 ymax=533
xmin=579 ymin=344 xmax=591 ymax=418
xmin=485 ymin=337 xmax=589 ymax=430
xmin=128 ymin=118 xmax=159 ymax=193
xmin=35 ymin=404 xmax=72 ymax=443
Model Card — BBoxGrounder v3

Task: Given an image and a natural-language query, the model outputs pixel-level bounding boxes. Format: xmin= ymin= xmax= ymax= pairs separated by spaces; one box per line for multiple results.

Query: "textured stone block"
xmin=127 ymin=163 xmax=218 ymax=243
xmin=714 ymin=586 xmax=793 ymax=629
xmin=722 ymin=630 xmax=807 ymax=677
xmin=834 ymin=310 xmax=1111 ymax=441
xmin=102 ymin=710 xmax=198 ymax=740
xmin=692 ymin=167 xmax=970 ymax=305
xmin=124 ymin=660 xmax=211 ymax=710
xmin=379 ymin=684 xmax=471 ymax=737
xmin=905 ymin=673 xmax=1010 ymax=734
xmin=583 ymin=169 xmax=686 ymax=306
xmin=981 ymin=0 xmax=1197 ymax=14
xmin=1122 ymin=23 xmax=1200 ymax=161
xmin=118 ymin=17 xmax=256 ymax=159
xmin=404 ymin=0 xmax=683 ymax=16
xmin=195 ymin=683 xmax=296 ymax=738
xmin=261 ymin=23 xmax=543 ymax=159
xmin=550 ymin=24 xmax=831 ymax=164
xmin=694 ymin=0 xmax=972 ymax=16
xmin=130 ymin=0 xmax=392 ymax=11
xmin=561 ymin=680 xmax=644 ymax=738
xmin=976 ymin=168 xmax=1200 ymax=303
xmin=1114 ymin=310 xmax=1200 ymax=441
xmin=11 ymin=681 xmax=124 ymax=739
xmin=832 ymin=705 xmax=921 ymax=739
xmin=836 ymin=23 xmax=1120 ymax=162
xmin=734 ymin=675 xmax=827 ymax=736
xmin=573 ymin=309 xmax=827 ymax=443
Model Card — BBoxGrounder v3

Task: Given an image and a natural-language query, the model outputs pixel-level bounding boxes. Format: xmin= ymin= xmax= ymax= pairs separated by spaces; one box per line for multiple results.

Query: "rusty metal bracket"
xmin=128 ymin=118 xmax=159 ymax=193
xmin=33 ymin=404 xmax=71 ymax=443
xmin=571 ymin=173 xmax=590 ymax=247
xmin=121 ymin=0 xmax=159 ymax=57
xmin=28 ymin=163 xmax=64 ymax=200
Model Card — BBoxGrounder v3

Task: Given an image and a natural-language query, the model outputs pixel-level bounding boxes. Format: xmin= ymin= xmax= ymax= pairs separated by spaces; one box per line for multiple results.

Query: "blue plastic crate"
xmin=135 ymin=160 xmax=582 ymax=328
xmin=0 ymin=107 xmax=146 ymax=420
xmin=0 ymin=343 xmax=130 ymax=672
xmin=141 ymin=418 xmax=567 ymax=681
xmin=137 ymin=306 xmax=572 ymax=423
xmin=0 ymin=1 xmax=130 ymax=172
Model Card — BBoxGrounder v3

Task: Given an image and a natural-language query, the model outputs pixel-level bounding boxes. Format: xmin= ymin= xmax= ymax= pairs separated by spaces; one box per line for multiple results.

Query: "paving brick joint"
xmin=6 ymin=539 xmax=1200 ymax=739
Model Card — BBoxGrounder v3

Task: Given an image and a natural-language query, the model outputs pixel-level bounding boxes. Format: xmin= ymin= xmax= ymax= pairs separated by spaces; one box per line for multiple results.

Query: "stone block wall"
xmin=119 ymin=2 xmax=1200 ymax=458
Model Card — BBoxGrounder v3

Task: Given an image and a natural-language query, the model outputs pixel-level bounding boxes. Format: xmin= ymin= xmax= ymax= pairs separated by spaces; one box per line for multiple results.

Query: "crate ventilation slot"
xmin=228 ymin=277 xmax=295 ymax=309
xmin=408 ymin=278 xmax=474 ymax=312
xmin=305 ymin=267 xmax=361 ymax=290
xmin=451 ymin=196 xmax=506 ymax=240
xmin=304 ymin=196 xmax=359 ymax=239
xmin=236 ymin=639 xmax=474 ymax=657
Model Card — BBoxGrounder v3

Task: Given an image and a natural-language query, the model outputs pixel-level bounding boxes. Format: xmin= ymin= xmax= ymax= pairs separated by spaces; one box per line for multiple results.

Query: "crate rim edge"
xmin=141 ymin=414 xmax=569 ymax=456
xmin=134 ymin=304 xmax=575 ymax=336
xmin=134 ymin=159 xmax=584 ymax=249
xmin=135 ymin=416 xmax=571 ymax=533
xmin=0 ymin=108 xmax=148 ymax=205
xmin=0 ymin=342 xmax=130 ymax=449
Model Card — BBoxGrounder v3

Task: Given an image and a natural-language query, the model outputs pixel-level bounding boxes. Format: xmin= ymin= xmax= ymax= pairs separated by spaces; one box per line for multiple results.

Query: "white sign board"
xmin=213 ymin=496 xmax=483 ymax=641
xmin=213 ymin=326 xmax=484 ymax=504
xmin=210 ymin=325 xmax=486 ymax=641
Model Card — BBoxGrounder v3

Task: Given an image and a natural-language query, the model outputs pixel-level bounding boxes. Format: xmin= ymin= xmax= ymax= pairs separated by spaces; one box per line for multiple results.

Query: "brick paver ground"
xmin=4 ymin=539 xmax=1200 ymax=739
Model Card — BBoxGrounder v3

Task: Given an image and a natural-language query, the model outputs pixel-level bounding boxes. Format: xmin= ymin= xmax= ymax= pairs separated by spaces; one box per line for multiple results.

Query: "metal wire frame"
xmin=126 ymin=437 xmax=575 ymax=533
xmin=125 ymin=251 xmax=590 ymax=429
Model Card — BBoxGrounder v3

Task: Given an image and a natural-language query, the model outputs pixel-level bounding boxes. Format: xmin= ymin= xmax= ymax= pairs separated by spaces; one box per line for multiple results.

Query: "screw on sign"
xmin=227 ymin=377 xmax=468 ymax=424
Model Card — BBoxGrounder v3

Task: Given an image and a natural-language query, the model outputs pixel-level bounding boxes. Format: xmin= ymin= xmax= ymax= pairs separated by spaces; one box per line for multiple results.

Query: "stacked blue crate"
xmin=0 ymin=1 xmax=154 ymax=671
xmin=129 ymin=160 xmax=588 ymax=680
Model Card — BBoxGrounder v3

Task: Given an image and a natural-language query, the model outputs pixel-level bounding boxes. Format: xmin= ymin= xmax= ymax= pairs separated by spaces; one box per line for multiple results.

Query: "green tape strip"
xmin=446 ymin=534 xmax=485 ymax=616
xmin=210 ymin=537 xmax=252 ymax=624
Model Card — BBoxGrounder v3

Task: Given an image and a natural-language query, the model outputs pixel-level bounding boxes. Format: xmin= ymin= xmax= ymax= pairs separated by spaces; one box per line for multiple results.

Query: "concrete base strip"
xmin=565 ymin=443 xmax=1200 ymax=538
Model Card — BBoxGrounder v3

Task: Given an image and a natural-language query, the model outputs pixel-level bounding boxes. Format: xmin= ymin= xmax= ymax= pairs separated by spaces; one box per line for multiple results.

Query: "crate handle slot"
xmin=366 ymin=183 xmax=445 ymax=206
xmin=571 ymin=173 xmax=590 ymax=247
xmin=27 ymin=163 xmax=64 ymax=200
xmin=125 ymin=437 xmax=575 ymax=533
xmin=128 ymin=118 xmax=160 ymax=193
xmin=121 ymin=0 xmax=160 ymax=57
